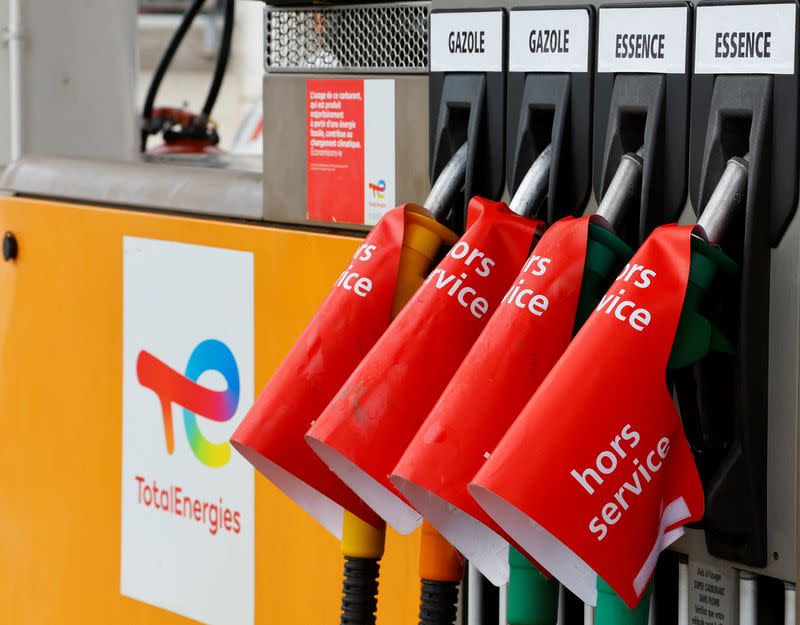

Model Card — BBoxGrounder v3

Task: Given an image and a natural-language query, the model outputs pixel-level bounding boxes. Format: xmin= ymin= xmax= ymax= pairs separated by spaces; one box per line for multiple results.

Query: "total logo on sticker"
xmin=368 ymin=179 xmax=386 ymax=200
xmin=137 ymin=338 xmax=240 ymax=468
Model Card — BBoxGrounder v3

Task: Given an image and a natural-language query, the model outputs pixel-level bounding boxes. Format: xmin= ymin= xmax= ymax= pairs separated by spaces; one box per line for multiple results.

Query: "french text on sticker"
xmin=423 ymin=241 xmax=496 ymax=320
xmin=334 ymin=243 xmax=378 ymax=298
xmin=500 ymin=255 xmax=552 ymax=317
xmin=569 ymin=424 xmax=672 ymax=540
xmin=595 ymin=263 xmax=657 ymax=332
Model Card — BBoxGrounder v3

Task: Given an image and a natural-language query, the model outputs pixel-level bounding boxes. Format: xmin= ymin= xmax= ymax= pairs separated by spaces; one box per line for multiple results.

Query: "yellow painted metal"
xmin=0 ymin=197 xmax=421 ymax=624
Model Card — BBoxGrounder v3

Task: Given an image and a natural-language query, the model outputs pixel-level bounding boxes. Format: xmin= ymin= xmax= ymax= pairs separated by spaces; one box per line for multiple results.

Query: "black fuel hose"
xmin=419 ymin=579 xmax=459 ymax=625
xmin=201 ymin=0 xmax=235 ymax=120
xmin=340 ymin=556 xmax=380 ymax=625
xmin=141 ymin=0 xmax=235 ymax=151
xmin=141 ymin=0 xmax=205 ymax=151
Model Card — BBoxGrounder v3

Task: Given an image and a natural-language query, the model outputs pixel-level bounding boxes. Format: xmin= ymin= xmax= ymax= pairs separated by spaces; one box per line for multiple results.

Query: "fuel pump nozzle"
xmin=509 ymin=144 xmax=554 ymax=218
xmin=507 ymin=148 xmax=645 ymax=625
xmin=668 ymin=154 xmax=749 ymax=370
xmin=425 ymin=142 xmax=469 ymax=222
xmin=693 ymin=155 xmax=750 ymax=245
xmin=421 ymin=145 xmax=557 ymax=625
xmin=593 ymin=147 xmax=645 ymax=233
xmin=571 ymin=149 xmax=645 ymax=329
xmin=340 ymin=146 xmax=468 ymax=625
xmin=588 ymin=148 xmax=663 ymax=625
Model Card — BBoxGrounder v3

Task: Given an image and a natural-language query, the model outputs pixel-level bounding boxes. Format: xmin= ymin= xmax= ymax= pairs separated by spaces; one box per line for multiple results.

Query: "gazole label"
xmin=510 ymin=8 xmax=591 ymax=72
xmin=695 ymin=3 xmax=796 ymax=74
xmin=430 ymin=10 xmax=504 ymax=72
xmin=597 ymin=6 xmax=689 ymax=73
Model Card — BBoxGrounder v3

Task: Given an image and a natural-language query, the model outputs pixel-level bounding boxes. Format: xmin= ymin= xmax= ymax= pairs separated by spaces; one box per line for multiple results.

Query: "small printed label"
xmin=430 ymin=10 xmax=504 ymax=72
xmin=306 ymin=79 xmax=396 ymax=225
xmin=689 ymin=561 xmax=733 ymax=625
xmin=695 ymin=3 xmax=796 ymax=75
xmin=597 ymin=6 xmax=689 ymax=74
xmin=509 ymin=9 xmax=590 ymax=73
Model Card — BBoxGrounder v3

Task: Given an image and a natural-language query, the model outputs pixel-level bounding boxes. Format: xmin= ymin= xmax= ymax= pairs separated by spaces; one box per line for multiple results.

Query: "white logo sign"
xmin=695 ymin=3 xmax=796 ymax=75
xmin=597 ymin=6 xmax=689 ymax=74
xmin=430 ymin=10 xmax=504 ymax=72
xmin=510 ymin=8 xmax=591 ymax=73
xmin=121 ymin=237 xmax=254 ymax=625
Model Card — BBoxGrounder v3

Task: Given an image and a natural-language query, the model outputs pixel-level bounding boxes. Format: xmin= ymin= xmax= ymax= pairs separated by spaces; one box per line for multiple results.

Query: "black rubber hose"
xmin=419 ymin=579 xmax=459 ymax=625
xmin=340 ymin=556 xmax=380 ymax=625
xmin=140 ymin=0 xmax=206 ymax=151
xmin=201 ymin=0 xmax=235 ymax=119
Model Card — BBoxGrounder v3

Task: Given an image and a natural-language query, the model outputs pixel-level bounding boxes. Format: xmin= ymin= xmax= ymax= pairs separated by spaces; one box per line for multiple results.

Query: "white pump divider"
xmin=678 ymin=560 xmax=689 ymax=625
xmin=786 ymin=583 xmax=796 ymax=625
xmin=499 ymin=583 xmax=508 ymax=625
xmin=557 ymin=585 xmax=566 ymax=625
xmin=648 ymin=589 xmax=655 ymax=625
xmin=584 ymin=602 xmax=595 ymax=625
xmin=467 ymin=563 xmax=483 ymax=625
xmin=738 ymin=571 xmax=757 ymax=625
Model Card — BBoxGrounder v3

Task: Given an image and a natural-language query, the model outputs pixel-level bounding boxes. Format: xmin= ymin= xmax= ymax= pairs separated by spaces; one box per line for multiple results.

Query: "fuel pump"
xmin=507 ymin=151 xmax=643 ymax=625
xmin=389 ymin=150 xmax=646 ymax=625
xmin=666 ymin=3 xmax=800 ymax=622
xmin=467 ymin=3 xmax=699 ymax=616
xmin=592 ymin=157 xmax=747 ymax=625
xmin=425 ymin=11 xmax=510 ymax=621
xmin=408 ymin=141 xmax=560 ymax=625
xmin=306 ymin=11 xmax=531 ymax=625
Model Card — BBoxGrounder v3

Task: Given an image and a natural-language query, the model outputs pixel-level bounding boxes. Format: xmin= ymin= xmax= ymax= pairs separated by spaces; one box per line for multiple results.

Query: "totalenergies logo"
xmin=368 ymin=179 xmax=386 ymax=199
xmin=136 ymin=339 xmax=239 ymax=468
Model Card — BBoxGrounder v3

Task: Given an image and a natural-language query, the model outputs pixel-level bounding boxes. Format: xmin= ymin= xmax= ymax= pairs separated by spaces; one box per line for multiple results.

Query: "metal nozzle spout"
xmin=424 ymin=142 xmax=469 ymax=222
xmin=593 ymin=150 xmax=644 ymax=232
xmin=695 ymin=155 xmax=750 ymax=245
xmin=508 ymin=144 xmax=554 ymax=218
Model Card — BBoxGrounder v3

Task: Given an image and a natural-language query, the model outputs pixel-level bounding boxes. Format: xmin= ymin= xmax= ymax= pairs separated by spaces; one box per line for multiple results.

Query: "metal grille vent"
xmin=265 ymin=3 xmax=429 ymax=73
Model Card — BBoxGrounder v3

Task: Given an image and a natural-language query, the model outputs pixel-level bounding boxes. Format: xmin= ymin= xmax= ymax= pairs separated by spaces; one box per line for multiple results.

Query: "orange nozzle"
xmin=419 ymin=520 xmax=465 ymax=583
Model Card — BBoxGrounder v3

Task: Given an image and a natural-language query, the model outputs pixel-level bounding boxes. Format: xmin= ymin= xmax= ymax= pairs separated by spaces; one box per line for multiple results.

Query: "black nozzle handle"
xmin=425 ymin=142 xmax=468 ymax=223
xmin=508 ymin=143 xmax=553 ymax=218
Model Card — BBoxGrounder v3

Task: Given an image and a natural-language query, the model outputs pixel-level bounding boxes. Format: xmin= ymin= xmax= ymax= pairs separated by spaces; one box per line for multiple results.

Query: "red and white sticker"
xmin=471 ymin=225 xmax=705 ymax=609
xmin=306 ymin=79 xmax=396 ymax=226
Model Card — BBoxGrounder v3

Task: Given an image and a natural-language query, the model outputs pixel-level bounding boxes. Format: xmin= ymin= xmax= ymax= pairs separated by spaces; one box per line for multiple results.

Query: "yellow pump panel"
xmin=0 ymin=197 xmax=421 ymax=624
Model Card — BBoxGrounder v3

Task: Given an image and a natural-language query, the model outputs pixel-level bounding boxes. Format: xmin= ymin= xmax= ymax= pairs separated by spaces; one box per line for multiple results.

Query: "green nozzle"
xmin=595 ymin=578 xmax=652 ymax=625
xmin=507 ymin=223 xmax=633 ymax=625
xmin=668 ymin=236 xmax=738 ymax=369
xmin=593 ymin=236 xmax=738 ymax=622
xmin=507 ymin=548 xmax=559 ymax=625
xmin=575 ymin=224 xmax=634 ymax=331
